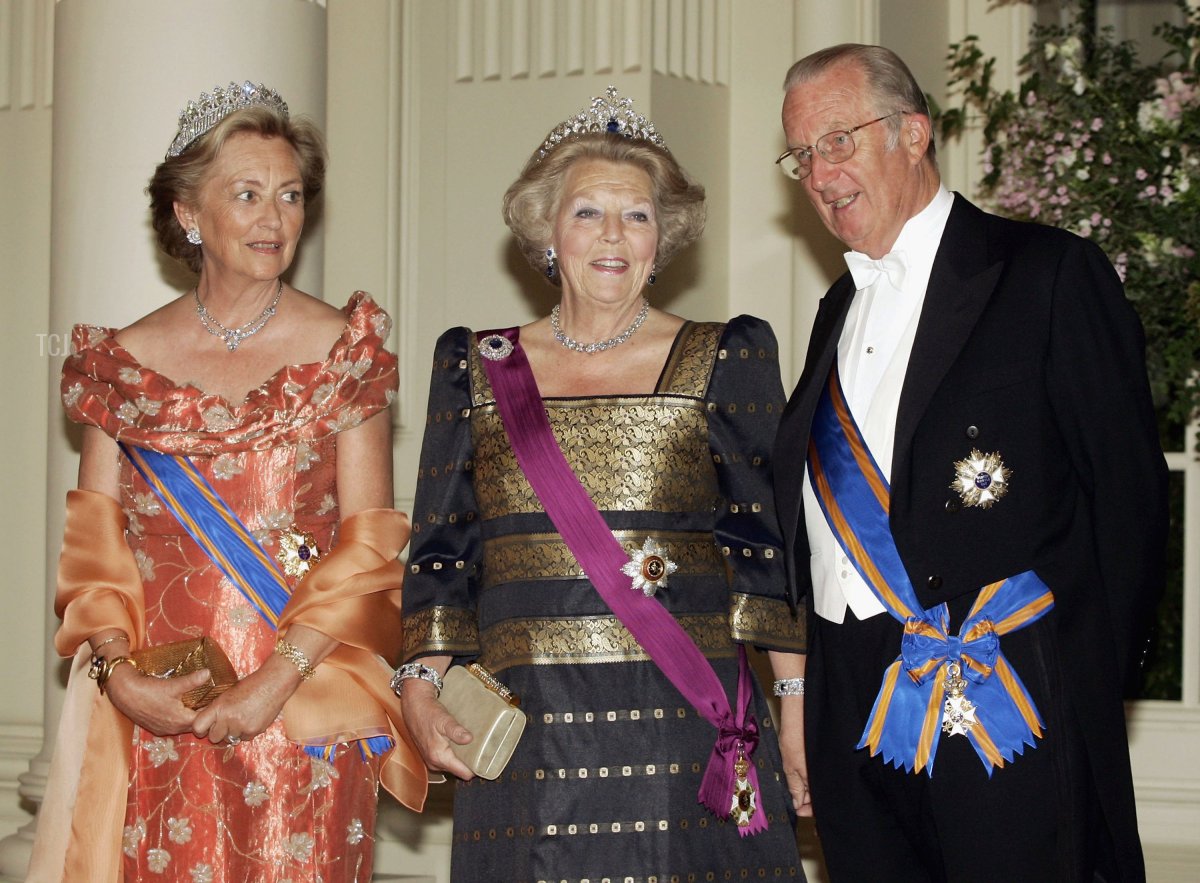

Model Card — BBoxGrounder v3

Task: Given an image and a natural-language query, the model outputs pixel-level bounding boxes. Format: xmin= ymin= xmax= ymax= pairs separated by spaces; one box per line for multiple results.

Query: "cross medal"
xmin=729 ymin=745 xmax=757 ymax=827
xmin=941 ymin=661 xmax=977 ymax=737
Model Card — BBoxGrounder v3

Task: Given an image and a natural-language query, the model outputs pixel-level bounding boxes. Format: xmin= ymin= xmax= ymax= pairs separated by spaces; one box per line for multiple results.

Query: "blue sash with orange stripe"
xmin=807 ymin=368 xmax=1053 ymax=776
xmin=122 ymin=444 xmax=292 ymax=627
xmin=121 ymin=443 xmax=392 ymax=762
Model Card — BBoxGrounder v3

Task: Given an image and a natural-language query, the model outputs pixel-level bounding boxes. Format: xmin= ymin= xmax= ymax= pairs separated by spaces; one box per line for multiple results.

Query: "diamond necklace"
xmin=551 ymin=297 xmax=649 ymax=354
xmin=194 ymin=280 xmax=284 ymax=352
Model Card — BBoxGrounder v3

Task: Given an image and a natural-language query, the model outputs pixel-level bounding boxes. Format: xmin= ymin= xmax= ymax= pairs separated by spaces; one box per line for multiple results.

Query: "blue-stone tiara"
xmin=166 ymin=81 xmax=289 ymax=158
xmin=538 ymin=86 xmax=668 ymax=160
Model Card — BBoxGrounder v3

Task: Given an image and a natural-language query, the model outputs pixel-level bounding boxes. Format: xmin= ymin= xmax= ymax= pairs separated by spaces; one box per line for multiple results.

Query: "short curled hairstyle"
xmin=783 ymin=43 xmax=937 ymax=166
xmin=502 ymin=133 xmax=706 ymax=286
xmin=147 ymin=106 xmax=327 ymax=274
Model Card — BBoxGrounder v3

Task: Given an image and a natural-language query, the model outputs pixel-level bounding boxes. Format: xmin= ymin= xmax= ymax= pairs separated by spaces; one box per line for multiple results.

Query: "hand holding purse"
xmin=130 ymin=636 xmax=238 ymax=710
xmin=438 ymin=663 xmax=527 ymax=780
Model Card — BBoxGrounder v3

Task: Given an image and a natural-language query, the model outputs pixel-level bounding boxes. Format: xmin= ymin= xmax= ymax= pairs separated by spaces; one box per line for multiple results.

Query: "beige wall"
xmin=2 ymin=1 xmax=1196 ymax=880
xmin=0 ymin=0 xmax=54 ymax=862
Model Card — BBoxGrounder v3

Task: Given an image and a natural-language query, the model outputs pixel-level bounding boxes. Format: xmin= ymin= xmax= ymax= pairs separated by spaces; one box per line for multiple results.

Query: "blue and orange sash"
xmin=806 ymin=369 xmax=1053 ymax=775
xmin=121 ymin=443 xmax=391 ymax=761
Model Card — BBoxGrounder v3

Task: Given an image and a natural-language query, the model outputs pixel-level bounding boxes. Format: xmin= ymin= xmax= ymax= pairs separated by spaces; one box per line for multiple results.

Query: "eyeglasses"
xmin=775 ymin=111 xmax=905 ymax=180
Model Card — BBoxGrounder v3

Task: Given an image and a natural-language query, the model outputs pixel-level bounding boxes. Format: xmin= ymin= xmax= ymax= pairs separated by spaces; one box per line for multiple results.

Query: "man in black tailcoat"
xmin=771 ymin=43 xmax=1168 ymax=882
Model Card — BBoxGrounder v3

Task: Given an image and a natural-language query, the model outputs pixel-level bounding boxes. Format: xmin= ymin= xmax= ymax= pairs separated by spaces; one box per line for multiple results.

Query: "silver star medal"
xmin=941 ymin=661 xmax=978 ymax=737
xmin=951 ymin=448 xmax=1011 ymax=509
xmin=621 ymin=537 xmax=678 ymax=596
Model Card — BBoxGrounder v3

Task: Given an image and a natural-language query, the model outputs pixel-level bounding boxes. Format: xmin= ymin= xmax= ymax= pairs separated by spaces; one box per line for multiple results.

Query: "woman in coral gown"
xmin=30 ymin=81 xmax=424 ymax=883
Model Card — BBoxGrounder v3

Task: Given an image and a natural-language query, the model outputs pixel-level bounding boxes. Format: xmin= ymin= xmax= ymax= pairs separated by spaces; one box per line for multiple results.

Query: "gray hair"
xmin=783 ymin=43 xmax=936 ymax=163
xmin=502 ymin=133 xmax=705 ymax=287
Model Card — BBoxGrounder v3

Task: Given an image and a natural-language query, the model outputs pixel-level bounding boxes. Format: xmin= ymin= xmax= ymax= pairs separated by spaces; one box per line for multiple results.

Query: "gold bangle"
xmin=93 ymin=656 xmax=139 ymax=694
xmin=274 ymin=639 xmax=316 ymax=681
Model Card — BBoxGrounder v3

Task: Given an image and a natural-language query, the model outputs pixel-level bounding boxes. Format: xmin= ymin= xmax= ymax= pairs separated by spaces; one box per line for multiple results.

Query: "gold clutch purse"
xmin=439 ymin=663 xmax=527 ymax=780
xmin=131 ymin=637 xmax=238 ymax=710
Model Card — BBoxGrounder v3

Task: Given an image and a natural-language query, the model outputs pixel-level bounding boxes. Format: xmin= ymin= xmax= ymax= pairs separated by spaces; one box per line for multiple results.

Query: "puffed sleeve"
xmin=707 ymin=316 xmax=806 ymax=652
xmin=401 ymin=327 xmax=484 ymax=662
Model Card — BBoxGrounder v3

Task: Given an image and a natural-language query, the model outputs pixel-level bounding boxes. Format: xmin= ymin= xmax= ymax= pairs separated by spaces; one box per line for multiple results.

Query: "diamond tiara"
xmin=538 ymin=86 xmax=667 ymax=160
xmin=166 ymin=81 xmax=289 ymax=158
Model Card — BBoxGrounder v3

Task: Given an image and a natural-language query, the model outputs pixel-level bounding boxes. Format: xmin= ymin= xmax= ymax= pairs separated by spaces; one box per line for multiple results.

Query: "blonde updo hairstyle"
xmin=148 ymin=106 xmax=327 ymax=274
xmin=502 ymin=133 xmax=706 ymax=287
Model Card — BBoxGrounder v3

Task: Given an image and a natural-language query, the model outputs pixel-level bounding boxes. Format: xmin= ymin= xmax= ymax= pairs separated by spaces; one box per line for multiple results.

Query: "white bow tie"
xmin=844 ymin=250 xmax=909 ymax=291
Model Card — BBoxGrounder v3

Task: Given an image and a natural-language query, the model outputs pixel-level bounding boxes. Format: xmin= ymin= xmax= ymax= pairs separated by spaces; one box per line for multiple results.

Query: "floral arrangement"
xmin=938 ymin=0 xmax=1200 ymax=442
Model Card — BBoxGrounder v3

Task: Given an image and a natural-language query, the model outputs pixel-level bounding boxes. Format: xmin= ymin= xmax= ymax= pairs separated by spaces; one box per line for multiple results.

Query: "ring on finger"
xmin=227 ymin=735 xmax=241 ymax=745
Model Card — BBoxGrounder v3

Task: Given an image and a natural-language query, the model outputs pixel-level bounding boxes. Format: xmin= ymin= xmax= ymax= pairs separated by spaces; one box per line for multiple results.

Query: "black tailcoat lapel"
xmin=890 ymin=196 xmax=1004 ymax=505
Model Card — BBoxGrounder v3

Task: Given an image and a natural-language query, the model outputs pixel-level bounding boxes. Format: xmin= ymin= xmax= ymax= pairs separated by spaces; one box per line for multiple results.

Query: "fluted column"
xmin=0 ymin=2 xmax=326 ymax=879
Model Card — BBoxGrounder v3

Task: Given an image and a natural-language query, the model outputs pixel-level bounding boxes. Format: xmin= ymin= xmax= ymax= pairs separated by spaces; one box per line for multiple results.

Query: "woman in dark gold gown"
xmin=397 ymin=88 xmax=808 ymax=881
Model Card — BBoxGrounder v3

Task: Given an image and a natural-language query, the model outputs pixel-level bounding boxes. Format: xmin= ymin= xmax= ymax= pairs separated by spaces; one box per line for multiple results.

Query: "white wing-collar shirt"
xmin=803 ymin=185 xmax=954 ymax=623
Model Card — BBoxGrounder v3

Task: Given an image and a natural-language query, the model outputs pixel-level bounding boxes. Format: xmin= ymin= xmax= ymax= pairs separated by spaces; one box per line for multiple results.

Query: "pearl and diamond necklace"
xmin=193 ymin=280 xmax=284 ymax=352
xmin=551 ymin=297 xmax=649 ymax=354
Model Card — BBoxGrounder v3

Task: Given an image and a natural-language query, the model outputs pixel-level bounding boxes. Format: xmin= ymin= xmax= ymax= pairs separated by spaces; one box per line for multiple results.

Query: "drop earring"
xmin=186 ymin=227 xmax=203 ymax=246
xmin=647 ymin=264 xmax=658 ymax=285
xmin=545 ymin=247 xmax=557 ymax=279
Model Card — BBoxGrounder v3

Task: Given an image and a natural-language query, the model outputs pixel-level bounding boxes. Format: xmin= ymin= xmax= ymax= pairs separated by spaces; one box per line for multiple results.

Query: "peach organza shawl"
xmin=28 ymin=491 xmax=426 ymax=883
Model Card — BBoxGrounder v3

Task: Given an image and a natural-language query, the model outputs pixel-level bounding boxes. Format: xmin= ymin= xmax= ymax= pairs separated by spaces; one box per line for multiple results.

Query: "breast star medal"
xmin=729 ymin=747 xmax=758 ymax=827
xmin=620 ymin=537 xmax=678 ymax=596
xmin=951 ymin=448 xmax=1012 ymax=509
xmin=941 ymin=662 xmax=977 ymax=737
xmin=277 ymin=527 xmax=321 ymax=580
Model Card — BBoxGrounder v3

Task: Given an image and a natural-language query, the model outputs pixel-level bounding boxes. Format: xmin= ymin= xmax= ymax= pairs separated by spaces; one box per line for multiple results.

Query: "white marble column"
xmin=0 ymin=2 xmax=326 ymax=879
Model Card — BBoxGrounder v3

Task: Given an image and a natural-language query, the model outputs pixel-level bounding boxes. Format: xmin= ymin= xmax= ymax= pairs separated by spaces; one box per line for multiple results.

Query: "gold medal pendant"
xmin=941 ymin=662 xmax=978 ymax=737
xmin=277 ymin=527 xmax=321 ymax=580
xmin=729 ymin=748 xmax=758 ymax=827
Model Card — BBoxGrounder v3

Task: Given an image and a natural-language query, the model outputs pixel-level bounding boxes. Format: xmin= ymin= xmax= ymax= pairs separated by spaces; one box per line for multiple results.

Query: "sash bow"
xmin=900 ymin=607 xmax=999 ymax=686
xmin=699 ymin=713 xmax=762 ymax=833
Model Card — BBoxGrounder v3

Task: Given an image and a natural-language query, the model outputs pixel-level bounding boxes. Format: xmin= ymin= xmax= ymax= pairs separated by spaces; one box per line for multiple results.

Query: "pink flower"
xmin=1135 ymin=168 xmax=1149 ymax=181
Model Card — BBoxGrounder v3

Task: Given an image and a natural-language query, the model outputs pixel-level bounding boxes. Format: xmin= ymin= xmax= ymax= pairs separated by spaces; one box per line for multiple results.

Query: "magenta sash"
xmin=477 ymin=327 xmax=767 ymax=836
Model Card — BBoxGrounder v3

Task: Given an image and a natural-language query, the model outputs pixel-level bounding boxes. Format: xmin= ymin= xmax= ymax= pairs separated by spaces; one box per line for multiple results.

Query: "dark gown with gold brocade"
xmin=403 ymin=317 xmax=806 ymax=882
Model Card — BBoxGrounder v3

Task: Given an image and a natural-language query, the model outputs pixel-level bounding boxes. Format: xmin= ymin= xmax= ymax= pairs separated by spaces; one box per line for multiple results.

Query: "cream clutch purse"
xmin=440 ymin=663 xmax=527 ymax=780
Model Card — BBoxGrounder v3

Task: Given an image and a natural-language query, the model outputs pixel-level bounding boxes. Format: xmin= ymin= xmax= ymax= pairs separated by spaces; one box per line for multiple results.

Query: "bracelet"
xmin=772 ymin=677 xmax=805 ymax=697
xmin=88 ymin=655 xmax=139 ymax=694
xmin=390 ymin=662 xmax=444 ymax=698
xmin=92 ymin=634 xmax=129 ymax=653
xmin=274 ymin=639 xmax=316 ymax=681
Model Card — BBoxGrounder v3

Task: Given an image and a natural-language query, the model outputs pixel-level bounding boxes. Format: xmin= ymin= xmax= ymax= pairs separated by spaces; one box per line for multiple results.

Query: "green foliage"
xmin=938 ymin=1 xmax=1200 ymax=441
